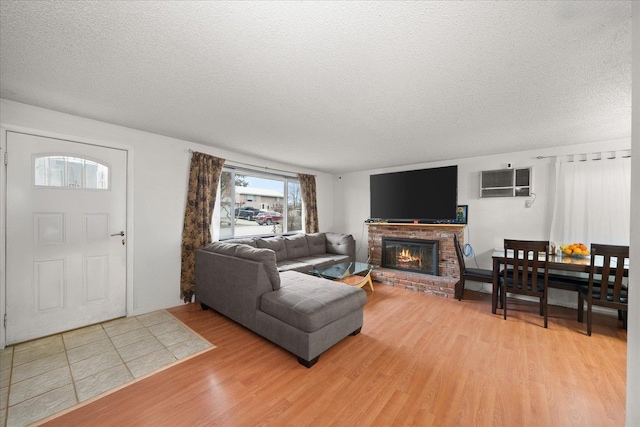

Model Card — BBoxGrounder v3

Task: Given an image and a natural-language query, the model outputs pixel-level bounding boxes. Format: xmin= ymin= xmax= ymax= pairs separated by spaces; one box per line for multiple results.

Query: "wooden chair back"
xmin=501 ymin=239 xmax=550 ymax=328
xmin=453 ymin=233 xmax=493 ymax=301
xmin=579 ymin=243 xmax=629 ymax=335
xmin=588 ymin=244 xmax=629 ymax=308
xmin=454 ymin=233 xmax=465 ymax=274
xmin=502 ymin=239 xmax=549 ymax=292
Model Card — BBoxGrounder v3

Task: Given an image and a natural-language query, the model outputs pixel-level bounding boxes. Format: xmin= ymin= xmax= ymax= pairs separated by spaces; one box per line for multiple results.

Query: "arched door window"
xmin=34 ymin=155 xmax=110 ymax=189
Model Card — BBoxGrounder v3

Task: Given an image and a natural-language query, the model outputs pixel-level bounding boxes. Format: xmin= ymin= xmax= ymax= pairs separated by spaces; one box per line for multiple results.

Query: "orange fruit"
xmin=579 ymin=244 xmax=587 ymax=251
xmin=573 ymin=248 xmax=582 ymax=255
xmin=563 ymin=248 xmax=572 ymax=255
xmin=569 ymin=244 xmax=577 ymax=250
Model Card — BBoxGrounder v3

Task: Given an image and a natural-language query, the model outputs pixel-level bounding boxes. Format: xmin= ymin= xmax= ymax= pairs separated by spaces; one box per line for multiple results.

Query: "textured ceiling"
xmin=0 ymin=1 xmax=632 ymax=174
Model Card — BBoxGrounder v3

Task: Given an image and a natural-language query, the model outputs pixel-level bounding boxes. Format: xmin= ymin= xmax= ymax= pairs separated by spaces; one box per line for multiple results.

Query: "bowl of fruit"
xmin=560 ymin=243 xmax=590 ymax=258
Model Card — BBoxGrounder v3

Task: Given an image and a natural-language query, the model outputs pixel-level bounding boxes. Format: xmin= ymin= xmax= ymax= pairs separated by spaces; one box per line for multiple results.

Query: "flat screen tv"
xmin=370 ymin=165 xmax=458 ymax=223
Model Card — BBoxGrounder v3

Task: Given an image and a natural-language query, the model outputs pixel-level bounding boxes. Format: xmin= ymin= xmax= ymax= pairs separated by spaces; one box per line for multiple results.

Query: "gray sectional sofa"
xmin=227 ymin=232 xmax=357 ymax=273
xmin=195 ymin=232 xmax=366 ymax=367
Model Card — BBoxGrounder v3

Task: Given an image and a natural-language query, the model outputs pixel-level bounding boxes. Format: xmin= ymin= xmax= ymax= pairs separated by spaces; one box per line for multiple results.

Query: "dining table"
xmin=491 ymin=249 xmax=630 ymax=314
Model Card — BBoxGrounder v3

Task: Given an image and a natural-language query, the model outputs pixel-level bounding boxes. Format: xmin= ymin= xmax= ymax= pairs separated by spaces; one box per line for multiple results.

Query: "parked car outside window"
xmin=234 ymin=206 xmax=261 ymax=221
xmin=255 ymin=211 xmax=283 ymax=225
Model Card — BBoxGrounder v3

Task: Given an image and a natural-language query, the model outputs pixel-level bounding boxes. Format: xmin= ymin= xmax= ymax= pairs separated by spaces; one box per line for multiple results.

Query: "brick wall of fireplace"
xmin=367 ymin=223 xmax=464 ymax=298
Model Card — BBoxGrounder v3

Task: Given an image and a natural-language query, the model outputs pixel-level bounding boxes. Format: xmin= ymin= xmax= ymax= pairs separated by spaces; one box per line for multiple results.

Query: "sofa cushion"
xmin=325 ymin=232 xmax=353 ymax=256
xmin=296 ymin=255 xmax=349 ymax=270
xmin=261 ymin=271 xmax=366 ymax=333
xmin=200 ymin=241 xmax=239 ymax=256
xmin=306 ymin=233 xmax=327 ymax=255
xmin=223 ymin=237 xmax=257 ymax=247
xmin=256 ymin=236 xmax=287 ymax=262
xmin=234 ymin=245 xmax=281 ymax=290
xmin=277 ymin=259 xmax=314 ymax=273
xmin=284 ymin=234 xmax=310 ymax=259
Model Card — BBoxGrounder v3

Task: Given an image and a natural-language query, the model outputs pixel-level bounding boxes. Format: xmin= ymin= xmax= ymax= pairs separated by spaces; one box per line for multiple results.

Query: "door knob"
xmin=111 ymin=231 xmax=125 ymax=237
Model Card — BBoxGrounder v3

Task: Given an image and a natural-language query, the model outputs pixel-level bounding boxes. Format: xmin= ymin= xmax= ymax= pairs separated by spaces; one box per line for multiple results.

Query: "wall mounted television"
xmin=369 ymin=165 xmax=458 ymax=223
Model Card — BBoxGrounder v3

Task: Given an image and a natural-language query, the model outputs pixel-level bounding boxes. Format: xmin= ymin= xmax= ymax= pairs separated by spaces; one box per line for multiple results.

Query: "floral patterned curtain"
xmin=180 ymin=152 xmax=225 ymax=302
xmin=298 ymin=173 xmax=319 ymax=233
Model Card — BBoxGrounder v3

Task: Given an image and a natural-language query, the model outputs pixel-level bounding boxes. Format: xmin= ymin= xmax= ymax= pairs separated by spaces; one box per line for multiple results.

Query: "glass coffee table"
xmin=310 ymin=261 xmax=377 ymax=291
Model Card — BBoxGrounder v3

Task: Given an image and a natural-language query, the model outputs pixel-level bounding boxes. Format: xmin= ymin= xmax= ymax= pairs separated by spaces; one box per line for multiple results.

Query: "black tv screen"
xmin=370 ymin=165 xmax=458 ymax=222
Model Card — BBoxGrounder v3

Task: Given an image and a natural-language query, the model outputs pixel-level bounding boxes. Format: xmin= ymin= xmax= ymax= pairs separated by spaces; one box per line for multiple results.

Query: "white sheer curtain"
xmin=211 ymin=181 xmax=222 ymax=241
xmin=550 ymin=155 xmax=631 ymax=246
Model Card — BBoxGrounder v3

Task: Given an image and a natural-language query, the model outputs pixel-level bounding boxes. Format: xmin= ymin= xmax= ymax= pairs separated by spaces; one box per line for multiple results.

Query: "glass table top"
xmin=310 ymin=261 xmax=376 ymax=280
xmin=492 ymin=250 xmax=630 ymax=269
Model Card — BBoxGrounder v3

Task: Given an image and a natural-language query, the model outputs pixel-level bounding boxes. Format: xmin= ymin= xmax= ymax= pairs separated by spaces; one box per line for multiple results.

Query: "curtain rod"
xmin=536 ymin=149 xmax=631 ymax=160
xmin=188 ymin=149 xmax=314 ymax=177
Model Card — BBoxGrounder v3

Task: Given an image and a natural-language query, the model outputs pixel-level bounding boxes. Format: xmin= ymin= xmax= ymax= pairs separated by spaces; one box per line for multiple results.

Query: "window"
xmin=216 ymin=167 xmax=302 ymax=239
xmin=34 ymin=155 xmax=109 ymax=189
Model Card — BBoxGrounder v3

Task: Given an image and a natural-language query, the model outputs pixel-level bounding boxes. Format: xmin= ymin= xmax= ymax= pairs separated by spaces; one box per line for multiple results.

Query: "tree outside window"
xmin=288 ymin=181 xmax=302 ymax=232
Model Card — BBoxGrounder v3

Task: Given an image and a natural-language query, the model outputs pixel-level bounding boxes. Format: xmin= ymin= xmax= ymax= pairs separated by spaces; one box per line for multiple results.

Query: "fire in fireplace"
xmin=381 ymin=238 xmax=439 ymax=275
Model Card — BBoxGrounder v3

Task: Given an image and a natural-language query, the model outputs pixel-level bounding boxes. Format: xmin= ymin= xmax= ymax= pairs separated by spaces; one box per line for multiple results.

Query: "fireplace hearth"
xmin=382 ymin=237 xmax=439 ymax=275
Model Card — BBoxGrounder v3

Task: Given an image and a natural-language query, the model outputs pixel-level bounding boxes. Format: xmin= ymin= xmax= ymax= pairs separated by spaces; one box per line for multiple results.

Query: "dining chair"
xmin=577 ymin=243 xmax=629 ymax=336
xmin=501 ymin=239 xmax=550 ymax=328
xmin=454 ymin=234 xmax=493 ymax=301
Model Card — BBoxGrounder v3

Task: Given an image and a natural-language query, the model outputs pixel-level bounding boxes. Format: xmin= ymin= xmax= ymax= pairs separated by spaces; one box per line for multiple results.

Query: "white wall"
xmin=333 ymin=138 xmax=631 ymax=308
xmin=0 ymin=99 xmax=334 ymax=321
xmin=626 ymin=3 xmax=638 ymax=426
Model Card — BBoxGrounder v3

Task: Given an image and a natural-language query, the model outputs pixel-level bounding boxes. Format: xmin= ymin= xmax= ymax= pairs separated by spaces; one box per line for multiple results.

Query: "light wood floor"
xmin=41 ymin=285 xmax=627 ymax=426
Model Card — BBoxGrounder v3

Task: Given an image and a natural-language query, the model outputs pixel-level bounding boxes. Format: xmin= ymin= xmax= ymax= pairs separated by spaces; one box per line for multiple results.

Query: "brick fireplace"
xmin=367 ymin=223 xmax=464 ymax=297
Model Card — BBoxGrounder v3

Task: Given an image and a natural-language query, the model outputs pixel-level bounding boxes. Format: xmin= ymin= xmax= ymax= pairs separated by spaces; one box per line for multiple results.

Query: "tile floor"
xmin=0 ymin=310 xmax=213 ymax=427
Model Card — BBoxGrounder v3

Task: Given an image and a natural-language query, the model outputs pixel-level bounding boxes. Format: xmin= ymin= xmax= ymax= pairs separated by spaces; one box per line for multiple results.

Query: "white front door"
xmin=5 ymin=131 xmax=127 ymax=344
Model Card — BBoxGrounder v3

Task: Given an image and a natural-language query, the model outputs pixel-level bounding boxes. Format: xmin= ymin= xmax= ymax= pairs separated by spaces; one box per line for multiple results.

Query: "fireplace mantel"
xmin=366 ymin=222 xmax=466 ymax=229
xmin=367 ymin=223 xmax=464 ymax=298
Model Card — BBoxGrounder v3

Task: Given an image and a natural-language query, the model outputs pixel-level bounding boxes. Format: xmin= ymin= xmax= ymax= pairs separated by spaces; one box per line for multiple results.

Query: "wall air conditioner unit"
xmin=480 ymin=167 xmax=532 ymax=198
